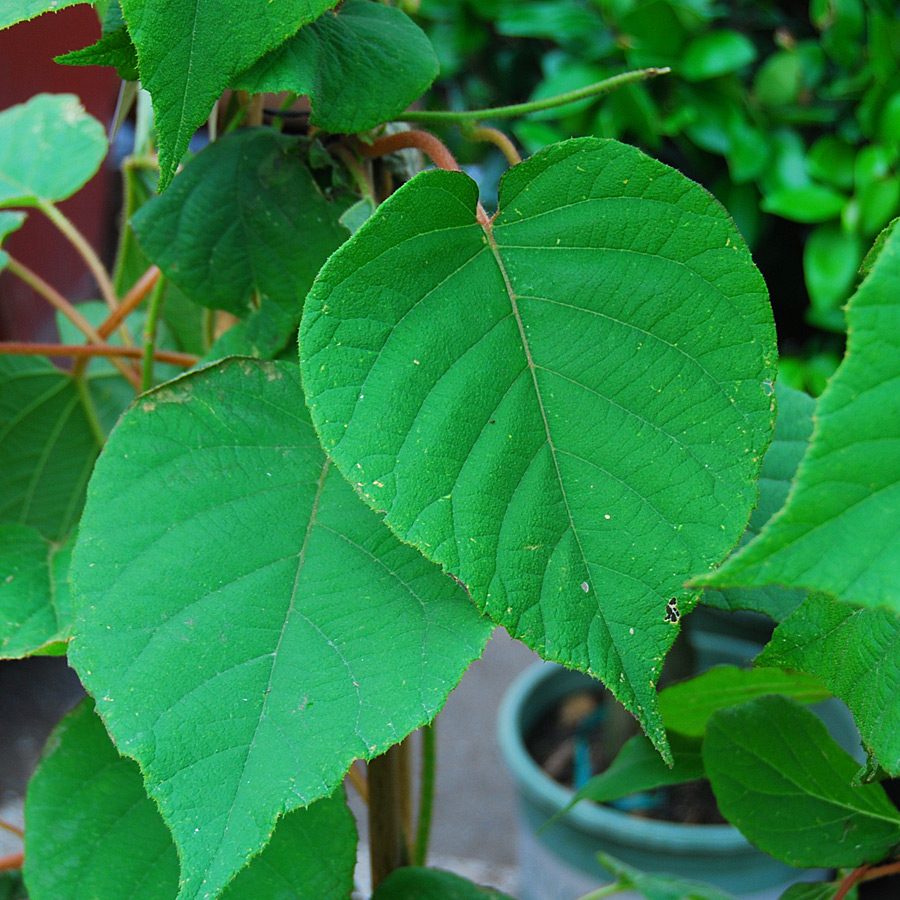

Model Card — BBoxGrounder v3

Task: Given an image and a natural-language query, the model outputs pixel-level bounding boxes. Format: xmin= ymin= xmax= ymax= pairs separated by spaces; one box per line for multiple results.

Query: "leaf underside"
xmin=699 ymin=225 xmax=900 ymax=612
xmin=300 ymin=137 xmax=777 ymax=753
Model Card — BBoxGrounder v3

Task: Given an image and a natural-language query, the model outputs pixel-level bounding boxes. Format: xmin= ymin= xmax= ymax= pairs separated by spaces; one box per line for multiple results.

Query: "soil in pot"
xmin=524 ymin=685 xmax=726 ymax=826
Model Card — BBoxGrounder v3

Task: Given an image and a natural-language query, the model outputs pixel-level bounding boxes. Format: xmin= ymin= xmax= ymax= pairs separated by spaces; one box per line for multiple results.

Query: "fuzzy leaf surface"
xmin=759 ymin=593 xmax=900 ymax=774
xmin=0 ymin=524 xmax=72 ymax=658
xmin=120 ymin=0 xmax=338 ymax=189
xmin=698 ymin=226 xmax=900 ymax=611
xmin=701 ymin=383 xmax=814 ymax=621
xmin=0 ymin=94 xmax=106 ymax=207
xmin=233 ymin=0 xmax=438 ymax=134
xmin=133 ymin=129 xmax=348 ymax=354
xmin=69 ymin=358 xmax=491 ymax=900
xmin=659 ymin=665 xmax=830 ymax=737
xmin=704 ymin=696 xmax=900 ymax=867
xmin=25 ymin=701 xmax=357 ymax=900
xmin=0 ymin=0 xmax=87 ymax=30
xmin=0 ymin=356 xmax=102 ymax=541
xmin=300 ymin=137 xmax=776 ymax=752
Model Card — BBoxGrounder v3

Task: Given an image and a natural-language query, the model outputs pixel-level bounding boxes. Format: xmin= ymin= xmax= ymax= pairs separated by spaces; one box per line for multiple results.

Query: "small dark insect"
xmin=490 ymin=419 xmax=496 ymax=424
xmin=665 ymin=597 xmax=680 ymax=624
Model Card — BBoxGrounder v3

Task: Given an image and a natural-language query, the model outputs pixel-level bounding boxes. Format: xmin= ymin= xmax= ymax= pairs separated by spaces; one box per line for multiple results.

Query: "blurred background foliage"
xmin=414 ymin=0 xmax=900 ymax=394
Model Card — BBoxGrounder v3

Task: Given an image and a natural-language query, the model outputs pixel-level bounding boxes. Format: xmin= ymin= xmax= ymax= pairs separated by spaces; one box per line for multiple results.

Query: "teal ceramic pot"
xmin=497 ymin=633 xmax=847 ymax=900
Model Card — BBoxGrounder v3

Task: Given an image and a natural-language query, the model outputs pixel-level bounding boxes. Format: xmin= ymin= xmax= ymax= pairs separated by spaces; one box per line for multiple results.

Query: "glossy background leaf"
xmin=700 ymin=224 xmax=900 ymax=611
xmin=70 ymin=359 xmax=491 ymax=900
xmin=233 ymin=0 xmax=439 ymax=134
xmin=0 ymin=0 xmax=87 ymax=30
xmin=0 ymin=356 xmax=102 ymax=541
xmin=0 ymin=524 xmax=72 ymax=658
xmin=704 ymin=696 xmax=900 ymax=867
xmin=759 ymin=593 xmax=900 ymax=774
xmin=0 ymin=94 xmax=106 ymax=207
xmin=133 ymin=130 xmax=348 ymax=353
xmin=301 ymin=137 xmax=776 ymax=751
xmin=120 ymin=0 xmax=338 ymax=188
xmin=25 ymin=701 xmax=357 ymax=900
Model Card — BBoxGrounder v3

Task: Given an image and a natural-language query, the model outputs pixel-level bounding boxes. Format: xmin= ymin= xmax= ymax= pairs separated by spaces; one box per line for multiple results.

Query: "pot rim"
xmin=497 ymin=659 xmax=756 ymax=853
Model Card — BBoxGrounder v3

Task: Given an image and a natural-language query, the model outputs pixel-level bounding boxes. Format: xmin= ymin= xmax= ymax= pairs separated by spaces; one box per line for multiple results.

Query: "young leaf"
xmin=701 ymin=383 xmax=814 ymax=621
xmin=371 ymin=867 xmax=516 ymax=900
xmin=132 ymin=129 xmax=348 ymax=354
xmin=69 ymin=358 xmax=492 ymax=900
xmin=0 ymin=356 xmax=103 ymax=541
xmin=0 ymin=524 xmax=72 ymax=658
xmin=24 ymin=701 xmax=357 ymax=900
xmin=597 ymin=853 xmax=740 ymax=900
xmin=0 ymin=0 xmax=87 ymax=30
xmin=704 ymin=695 xmax=900 ymax=868
xmin=300 ymin=137 xmax=777 ymax=754
xmin=55 ymin=27 xmax=140 ymax=82
xmin=568 ymin=732 xmax=704 ymax=809
xmin=0 ymin=94 xmax=106 ymax=207
xmin=777 ymin=882 xmax=855 ymax=900
xmin=233 ymin=0 xmax=439 ymax=134
xmin=697 ymin=223 xmax=900 ymax=612
xmin=759 ymin=593 xmax=900 ymax=775
xmin=120 ymin=0 xmax=338 ymax=189
xmin=659 ymin=666 xmax=830 ymax=737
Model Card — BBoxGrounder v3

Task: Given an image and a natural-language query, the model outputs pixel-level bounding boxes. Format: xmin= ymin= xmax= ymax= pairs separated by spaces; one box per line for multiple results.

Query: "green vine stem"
xmin=140 ymin=273 xmax=166 ymax=392
xmin=36 ymin=199 xmax=123 ymax=318
xmin=75 ymin=374 xmax=106 ymax=447
xmin=396 ymin=68 xmax=670 ymax=124
xmin=413 ymin=721 xmax=436 ymax=866
xmin=572 ymin=882 xmax=624 ymax=900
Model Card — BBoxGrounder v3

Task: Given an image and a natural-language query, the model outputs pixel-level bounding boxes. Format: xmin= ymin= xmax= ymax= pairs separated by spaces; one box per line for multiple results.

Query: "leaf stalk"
xmin=397 ymin=68 xmax=670 ymax=124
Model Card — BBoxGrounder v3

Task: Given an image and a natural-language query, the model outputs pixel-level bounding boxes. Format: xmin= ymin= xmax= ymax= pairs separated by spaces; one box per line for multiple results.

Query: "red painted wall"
xmin=0 ymin=6 xmax=119 ymax=341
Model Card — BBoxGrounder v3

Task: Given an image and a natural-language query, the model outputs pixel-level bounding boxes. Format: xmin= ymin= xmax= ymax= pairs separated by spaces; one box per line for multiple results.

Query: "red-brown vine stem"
xmin=98 ymin=265 xmax=161 ymax=339
xmin=0 ymin=852 xmax=23 ymax=873
xmin=356 ymin=130 xmax=492 ymax=228
xmin=0 ymin=342 xmax=198 ymax=369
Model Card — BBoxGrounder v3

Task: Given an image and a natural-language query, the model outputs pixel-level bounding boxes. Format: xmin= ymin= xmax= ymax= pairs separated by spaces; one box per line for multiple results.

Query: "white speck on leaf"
xmin=581 ymin=582 xmax=589 ymax=593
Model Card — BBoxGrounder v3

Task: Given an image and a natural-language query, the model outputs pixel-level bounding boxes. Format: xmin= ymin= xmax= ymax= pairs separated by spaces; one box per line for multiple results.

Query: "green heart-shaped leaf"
xmin=300 ymin=137 xmax=777 ymax=752
xmin=70 ymin=358 xmax=491 ymax=900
